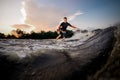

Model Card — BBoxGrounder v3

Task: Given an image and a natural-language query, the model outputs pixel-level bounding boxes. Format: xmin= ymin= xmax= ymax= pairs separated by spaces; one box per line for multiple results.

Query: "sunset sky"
xmin=0 ymin=0 xmax=120 ymax=34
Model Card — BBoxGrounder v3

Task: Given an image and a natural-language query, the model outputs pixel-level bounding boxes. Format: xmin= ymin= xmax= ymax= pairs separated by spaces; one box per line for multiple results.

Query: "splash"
xmin=20 ymin=1 xmax=27 ymax=24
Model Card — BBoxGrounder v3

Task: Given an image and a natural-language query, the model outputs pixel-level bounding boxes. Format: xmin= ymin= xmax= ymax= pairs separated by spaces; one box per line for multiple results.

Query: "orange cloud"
xmin=12 ymin=24 xmax=35 ymax=33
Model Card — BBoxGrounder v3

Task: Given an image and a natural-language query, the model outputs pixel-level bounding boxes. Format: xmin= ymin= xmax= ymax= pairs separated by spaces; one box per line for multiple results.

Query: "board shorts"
xmin=60 ymin=31 xmax=66 ymax=37
xmin=57 ymin=29 xmax=66 ymax=37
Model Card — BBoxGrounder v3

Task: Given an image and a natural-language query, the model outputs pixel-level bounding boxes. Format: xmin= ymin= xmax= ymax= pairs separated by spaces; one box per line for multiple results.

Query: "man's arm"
xmin=70 ymin=25 xmax=80 ymax=31
xmin=70 ymin=25 xmax=76 ymax=28
xmin=68 ymin=23 xmax=77 ymax=28
xmin=57 ymin=25 xmax=61 ymax=31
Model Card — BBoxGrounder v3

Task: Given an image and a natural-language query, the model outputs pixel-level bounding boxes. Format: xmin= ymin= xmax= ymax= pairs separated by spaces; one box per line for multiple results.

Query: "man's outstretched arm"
xmin=70 ymin=25 xmax=80 ymax=31
xmin=70 ymin=25 xmax=77 ymax=28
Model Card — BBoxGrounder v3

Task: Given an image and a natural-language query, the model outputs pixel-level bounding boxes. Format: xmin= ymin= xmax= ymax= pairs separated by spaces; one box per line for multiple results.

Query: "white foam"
xmin=0 ymin=31 xmax=95 ymax=58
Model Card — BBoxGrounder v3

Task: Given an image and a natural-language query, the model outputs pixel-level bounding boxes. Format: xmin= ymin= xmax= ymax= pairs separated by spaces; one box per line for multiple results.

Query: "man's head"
xmin=63 ymin=17 xmax=67 ymax=22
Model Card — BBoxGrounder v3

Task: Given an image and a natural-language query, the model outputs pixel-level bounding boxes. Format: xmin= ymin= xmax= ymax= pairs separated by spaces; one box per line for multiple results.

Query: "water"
xmin=0 ymin=31 xmax=95 ymax=58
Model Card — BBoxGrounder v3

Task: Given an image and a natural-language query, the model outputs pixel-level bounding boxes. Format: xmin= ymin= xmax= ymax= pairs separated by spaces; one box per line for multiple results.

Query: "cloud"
xmin=0 ymin=0 xmax=24 ymax=25
xmin=23 ymin=0 xmax=71 ymax=32
xmin=68 ymin=11 xmax=83 ymax=21
xmin=12 ymin=24 xmax=35 ymax=33
xmin=0 ymin=0 xmax=83 ymax=34
xmin=0 ymin=25 xmax=15 ymax=34
xmin=13 ymin=0 xmax=83 ymax=32
xmin=20 ymin=1 xmax=27 ymax=23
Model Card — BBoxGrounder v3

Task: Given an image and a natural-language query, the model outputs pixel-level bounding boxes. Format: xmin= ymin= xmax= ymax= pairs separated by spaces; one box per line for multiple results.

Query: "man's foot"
xmin=62 ymin=37 xmax=65 ymax=42
xmin=54 ymin=40 xmax=57 ymax=43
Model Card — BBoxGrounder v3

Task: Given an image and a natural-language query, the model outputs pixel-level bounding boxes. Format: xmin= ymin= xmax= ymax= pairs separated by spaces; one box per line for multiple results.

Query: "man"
xmin=55 ymin=17 xmax=78 ymax=42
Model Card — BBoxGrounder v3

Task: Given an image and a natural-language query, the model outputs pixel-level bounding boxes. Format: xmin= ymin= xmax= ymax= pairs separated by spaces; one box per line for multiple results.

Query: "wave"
xmin=0 ymin=26 xmax=119 ymax=80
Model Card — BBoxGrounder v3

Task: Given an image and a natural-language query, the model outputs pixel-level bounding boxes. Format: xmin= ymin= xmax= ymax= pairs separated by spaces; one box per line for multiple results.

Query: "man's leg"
xmin=62 ymin=36 xmax=65 ymax=42
xmin=55 ymin=34 xmax=61 ymax=42
xmin=62 ymin=32 xmax=66 ymax=42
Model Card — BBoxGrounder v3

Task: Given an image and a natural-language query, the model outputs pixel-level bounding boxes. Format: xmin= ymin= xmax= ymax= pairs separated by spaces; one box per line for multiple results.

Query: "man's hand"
xmin=57 ymin=29 xmax=61 ymax=34
xmin=71 ymin=26 xmax=80 ymax=30
xmin=71 ymin=25 xmax=76 ymax=28
xmin=75 ymin=27 xmax=80 ymax=32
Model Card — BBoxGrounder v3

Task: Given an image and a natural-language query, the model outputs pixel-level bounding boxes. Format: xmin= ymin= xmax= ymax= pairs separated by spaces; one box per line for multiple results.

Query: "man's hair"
xmin=64 ymin=17 xmax=67 ymax=19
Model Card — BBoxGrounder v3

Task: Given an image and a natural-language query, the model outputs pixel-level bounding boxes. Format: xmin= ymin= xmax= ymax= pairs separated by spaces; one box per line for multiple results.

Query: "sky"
xmin=0 ymin=0 xmax=120 ymax=34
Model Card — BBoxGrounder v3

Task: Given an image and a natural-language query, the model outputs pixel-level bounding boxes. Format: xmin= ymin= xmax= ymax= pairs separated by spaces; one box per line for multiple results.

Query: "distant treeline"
xmin=0 ymin=29 xmax=74 ymax=39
